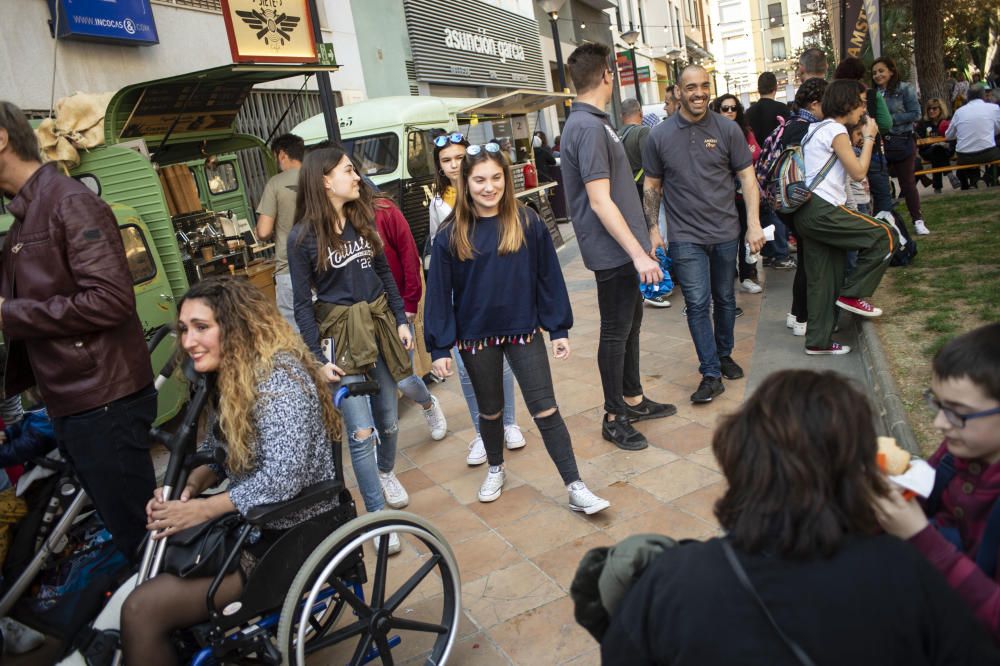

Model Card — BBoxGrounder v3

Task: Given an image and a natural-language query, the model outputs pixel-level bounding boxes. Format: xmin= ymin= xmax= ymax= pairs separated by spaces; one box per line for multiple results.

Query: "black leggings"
xmin=594 ymin=263 xmax=644 ymax=416
xmin=735 ymin=198 xmax=758 ymax=282
xmin=121 ymin=571 xmax=243 ymax=666
xmin=460 ymin=335 xmax=580 ymax=485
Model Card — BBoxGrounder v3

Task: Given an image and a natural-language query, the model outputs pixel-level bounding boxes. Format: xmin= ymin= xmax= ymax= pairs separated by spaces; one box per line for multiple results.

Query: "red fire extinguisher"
xmin=522 ymin=163 xmax=537 ymax=189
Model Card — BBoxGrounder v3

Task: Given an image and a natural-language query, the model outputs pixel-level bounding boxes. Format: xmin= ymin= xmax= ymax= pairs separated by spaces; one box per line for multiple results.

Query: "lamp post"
xmin=537 ymin=0 xmax=570 ymax=118
xmin=667 ymin=47 xmax=683 ymax=87
xmin=723 ymin=71 xmax=731 ymax=93
xmin=621 ymin=26 xmax=642 ymax=106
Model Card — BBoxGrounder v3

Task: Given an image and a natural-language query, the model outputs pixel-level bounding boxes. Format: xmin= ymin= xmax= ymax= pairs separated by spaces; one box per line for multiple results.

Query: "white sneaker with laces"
xmin=792 ymin=320 xmax=807 ymax=336
xmin=478 ymin=465 xmax=506 ymax=503
xmin=785 ymin=313 xmax=796 ymax=329
xmin=740 ymin=279 xmax=763 ymax=294
xmin=0 ymin=617 xmax=45 ymax=655
xmin=422 ymin=395 xmax=448 ymax=441
xmin=914 ymin=219 xmax=930 ymax=235
xmin=504 ymin=425 xmax=526 ymax=450
xmin=466 ymin=435 xmax=487 ymax=465
xmin=374 ymin=531 xmax=401 ymax=556
xmin=378 ymin=470 xmax=409 ymax=509
xmin=567 ymin=481 xmax=610 ymax=515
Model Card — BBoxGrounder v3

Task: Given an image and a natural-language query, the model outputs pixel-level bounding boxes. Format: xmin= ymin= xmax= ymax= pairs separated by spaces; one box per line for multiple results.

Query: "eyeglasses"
xmin=928 ymin=106 xmax=941 ymax=111
xmin=433 ymin=132 xmax=465 ymax=148
xmin=465 ymin=143 xmax=502 ymax=156
xmin=720 ymin=105 xmax=738 ymax=112
xmin=923 ymin=388 xmax=1000 ymax=428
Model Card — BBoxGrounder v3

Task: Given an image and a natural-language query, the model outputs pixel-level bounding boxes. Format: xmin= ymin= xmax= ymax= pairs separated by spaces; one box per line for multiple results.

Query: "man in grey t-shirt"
xmin=561 ymin=42 xmax=676 ymax=452
xmin=642 ymin=65 xmax=764 ymax=404
xmin=256 ymin=133 xmax=303 ymax=332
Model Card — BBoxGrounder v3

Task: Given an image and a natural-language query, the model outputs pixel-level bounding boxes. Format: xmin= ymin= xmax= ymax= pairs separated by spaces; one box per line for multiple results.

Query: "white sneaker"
xmin=567 ymin=481 xmax=610 ymax=515
xmin=374 ymin=531 xmax=401 ymax=556
xmin=0 ymin=617 xmax=45 ymax=655
xmin=740 ymin=279 xmax=763 ymax=294
xmin=478 ymin=465 xmax=506 ymax=503
xmin=914 ymin=219 xmax=930 ymax=235
xmin=422 ymin=395 xmax=448 ymax=441
xmin=785 ymin=313 xmax=796 ymax=329
xmin=792 ymin=320 xmax=807 ymax=336
xmin=466 ymin=435 xmax=487 ymax=466
xmin=378 ymin=470 xmax=409 ymax=509
xmin=504 ymin=425 xmax=526 ymax=450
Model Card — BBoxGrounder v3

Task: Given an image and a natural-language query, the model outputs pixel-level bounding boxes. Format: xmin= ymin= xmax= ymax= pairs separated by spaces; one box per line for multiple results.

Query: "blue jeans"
xmin=454 ymin=349 xmax=516 ymax=431
xmin=669 ymin=240 xmax=739 ymax=378
xmin=867 ymin=154 xmax=894 ymax=215
xmin=761 ymin=208 xmax=789 ymax=259
xmin=338 ymin=354 xmax=399 ymax=513
xmin=275 ymin=272 xmax=299 ymax=334
xmin=397 ymin=324 xmax=432 ymax=406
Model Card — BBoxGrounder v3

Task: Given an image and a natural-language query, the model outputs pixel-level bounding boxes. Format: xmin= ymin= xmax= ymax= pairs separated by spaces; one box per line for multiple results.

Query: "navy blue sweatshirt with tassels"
xmin=424 ymin=207 xmax=573 ymax=361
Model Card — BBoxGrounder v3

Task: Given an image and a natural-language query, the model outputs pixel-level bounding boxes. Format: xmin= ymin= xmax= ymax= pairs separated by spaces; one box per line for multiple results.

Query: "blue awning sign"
xmin=49 ymin=0 xmax=160 ymax=46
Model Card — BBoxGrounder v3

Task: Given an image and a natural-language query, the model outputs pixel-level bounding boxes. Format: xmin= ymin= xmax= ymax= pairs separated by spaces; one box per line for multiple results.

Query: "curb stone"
xmin=858 ymin=318 xmax=920 ymax=455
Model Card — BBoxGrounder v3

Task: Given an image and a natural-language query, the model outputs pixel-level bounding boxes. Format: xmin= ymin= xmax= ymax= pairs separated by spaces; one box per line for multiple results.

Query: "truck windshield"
xmin=342 ymin=133 xmax=399 ymax=176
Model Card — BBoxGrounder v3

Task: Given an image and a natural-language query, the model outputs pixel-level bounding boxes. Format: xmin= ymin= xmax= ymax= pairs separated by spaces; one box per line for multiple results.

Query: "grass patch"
xmin=874 ymin=189 xmax=1000 ymax=455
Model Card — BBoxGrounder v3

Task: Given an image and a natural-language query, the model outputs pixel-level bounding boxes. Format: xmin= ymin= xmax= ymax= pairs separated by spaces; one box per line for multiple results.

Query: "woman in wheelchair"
xmin=288 ymin=145 xmax=414 ymax=555
xmin=121 ymin=276 xmax=342 ymax=665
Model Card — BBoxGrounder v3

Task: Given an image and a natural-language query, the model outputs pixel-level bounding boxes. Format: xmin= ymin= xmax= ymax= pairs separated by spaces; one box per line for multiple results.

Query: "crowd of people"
xmin=0 ymin=40 xmax=998 ymax=662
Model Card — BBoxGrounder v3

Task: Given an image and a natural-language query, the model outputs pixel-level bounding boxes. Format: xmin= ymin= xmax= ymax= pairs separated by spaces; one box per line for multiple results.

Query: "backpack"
xmin=762 ymin=120 xmax=838 ymax=214
xmin=755 ymin=116 xmax=792 ymax=190
xmin=883 ymin=210 xmax=918 ymax=267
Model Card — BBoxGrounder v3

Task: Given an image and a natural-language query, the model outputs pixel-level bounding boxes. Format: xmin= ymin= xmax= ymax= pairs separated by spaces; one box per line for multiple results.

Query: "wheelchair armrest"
xmin=244 ymin=479 xmax=343 ymax=526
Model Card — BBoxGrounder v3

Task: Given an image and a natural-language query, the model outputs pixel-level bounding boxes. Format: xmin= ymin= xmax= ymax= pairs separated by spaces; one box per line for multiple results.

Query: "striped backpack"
xmin=761 ymin=119 xmax=838 ymax=214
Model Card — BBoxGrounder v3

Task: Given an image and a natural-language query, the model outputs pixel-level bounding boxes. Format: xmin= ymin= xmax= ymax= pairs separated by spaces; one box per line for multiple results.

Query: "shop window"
xmin=206 ymin=161 xmax=239 ymax=195
xmin=343 ymin=133 xmax=399 ymax=177
xmin=120 ymin=225 xmax=157 ymax=284
xmin=768 ymin=3 xmax=784 ymax=26
xmin=407 ymin=130 xmax=438 ymax=179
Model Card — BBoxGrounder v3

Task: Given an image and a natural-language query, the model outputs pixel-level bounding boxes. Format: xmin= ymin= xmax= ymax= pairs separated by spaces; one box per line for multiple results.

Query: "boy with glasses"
xmin=875 ymin=323 xmax=1000 ymax=640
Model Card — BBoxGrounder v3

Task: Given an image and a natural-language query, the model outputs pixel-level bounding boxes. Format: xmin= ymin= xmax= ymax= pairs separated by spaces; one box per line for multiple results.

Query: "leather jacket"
xmin=1 ymin=164 xmax=153 ymax=417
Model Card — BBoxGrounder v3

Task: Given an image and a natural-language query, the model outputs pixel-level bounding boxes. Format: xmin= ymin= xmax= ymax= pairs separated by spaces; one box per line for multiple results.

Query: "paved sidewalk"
xmin=371 ymin=229 xmax=766 ymax=665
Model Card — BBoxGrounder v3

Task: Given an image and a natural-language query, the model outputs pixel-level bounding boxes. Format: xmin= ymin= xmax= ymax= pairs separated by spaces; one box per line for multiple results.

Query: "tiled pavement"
xmin=338 ymin=228 xmax=766 ymax=665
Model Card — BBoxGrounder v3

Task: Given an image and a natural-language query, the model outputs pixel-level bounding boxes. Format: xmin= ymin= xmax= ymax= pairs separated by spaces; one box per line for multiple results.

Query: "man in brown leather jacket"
xmin=0 ymin=101 xmax=155 ymax=562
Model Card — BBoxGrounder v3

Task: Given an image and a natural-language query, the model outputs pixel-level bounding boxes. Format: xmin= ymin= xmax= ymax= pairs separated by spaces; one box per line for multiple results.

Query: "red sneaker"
xmin=836 ymin=297 xmax=883 ymax=318
xmin=805 ymin=342 xmax=852 ymax=355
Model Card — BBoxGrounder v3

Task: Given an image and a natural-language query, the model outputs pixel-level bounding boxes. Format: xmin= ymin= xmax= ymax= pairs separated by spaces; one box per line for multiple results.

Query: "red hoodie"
xmin=374 ymin=200 xmax=422 ymax=314
xmin=910 ymin=441 xmax=1000 ymax=641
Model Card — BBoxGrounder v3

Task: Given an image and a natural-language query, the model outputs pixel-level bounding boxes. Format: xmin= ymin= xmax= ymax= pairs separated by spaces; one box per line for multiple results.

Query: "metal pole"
xmin=307 ymin=0 xmax=341 ymax=143
xmin=630 ymin=46 xmax=642 ymax=106
xmin=550 ymin=16 xmax=570 ymax=118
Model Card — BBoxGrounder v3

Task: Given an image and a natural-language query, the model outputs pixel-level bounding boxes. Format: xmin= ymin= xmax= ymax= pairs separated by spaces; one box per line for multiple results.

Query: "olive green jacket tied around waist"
xmin=315 ymin=294 xmax=412 ymax=382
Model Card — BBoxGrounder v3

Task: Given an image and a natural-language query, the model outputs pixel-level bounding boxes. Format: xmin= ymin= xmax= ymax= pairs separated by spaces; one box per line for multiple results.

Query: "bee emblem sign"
xmin=221 ymin=0 xmax=318 ymax=63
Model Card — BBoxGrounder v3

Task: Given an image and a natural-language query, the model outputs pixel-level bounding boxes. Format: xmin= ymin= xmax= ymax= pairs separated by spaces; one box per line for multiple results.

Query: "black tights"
xmin=121 ymin=571 xmax=243 ymax=666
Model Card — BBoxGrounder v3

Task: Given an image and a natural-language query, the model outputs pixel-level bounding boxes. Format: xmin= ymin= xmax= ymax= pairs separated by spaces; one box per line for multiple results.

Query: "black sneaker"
xmin=771 ymin=256 xmax=797 ymax=270
xmin=762 ymin=256 xmax=775 ymax=267
xmin=625 ymin=397 xmax=678 ymax=422
xmin=691 ymin=376 xmax=725 ymax=403
xmin=601 ymin=414 xmax=649 ymax=451
xmin=719 ymin=356 xmax=744 ymax=380
xmin=735 ymin=307 xmax=744 ymax=318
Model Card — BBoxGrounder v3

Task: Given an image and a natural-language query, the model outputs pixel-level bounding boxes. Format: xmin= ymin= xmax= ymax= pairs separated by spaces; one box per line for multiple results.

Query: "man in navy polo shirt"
xmin=642 ymin=65 xmax=765 ymax=404
xmin=560 ymin=42 xmax=676 ymax=452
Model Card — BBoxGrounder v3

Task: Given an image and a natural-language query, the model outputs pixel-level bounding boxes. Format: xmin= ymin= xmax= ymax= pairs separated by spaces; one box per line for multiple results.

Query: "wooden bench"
xmin=914 ymin=160 xmax=1000 ymax=178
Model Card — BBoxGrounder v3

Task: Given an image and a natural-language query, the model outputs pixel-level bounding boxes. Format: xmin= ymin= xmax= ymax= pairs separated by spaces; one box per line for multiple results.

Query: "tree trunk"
xmin=912 ymin=0 xmax=946 ymax=101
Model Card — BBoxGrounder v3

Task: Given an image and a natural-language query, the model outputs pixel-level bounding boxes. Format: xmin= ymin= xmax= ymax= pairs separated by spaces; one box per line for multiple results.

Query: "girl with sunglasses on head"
xmin=915 ymin=98 xmax=956 ymax=194
xmin=425 ymin=143 xmax=610 ymax=514
xmin=712 ymin=95 xmax=763 ymax=295
xmin=428 ymin=132 xmax=526 ymax=466
xmin=288 ymin=145 xmax=412 ymax=555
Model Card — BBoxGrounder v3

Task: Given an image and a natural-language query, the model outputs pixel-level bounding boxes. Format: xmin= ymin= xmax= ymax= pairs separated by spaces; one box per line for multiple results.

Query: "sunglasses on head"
xmin=466 ymin=143 xmax=501 ymax=156
xmin=720 ymin=105 xmax=738 ymax=112
xmin=433 ymin=132 xmax=465 ymax=148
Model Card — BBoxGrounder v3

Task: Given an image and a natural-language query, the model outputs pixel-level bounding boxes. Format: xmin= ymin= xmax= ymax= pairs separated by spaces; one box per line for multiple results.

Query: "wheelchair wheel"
xmin=277 ymin=510 xmax=461 ymax=665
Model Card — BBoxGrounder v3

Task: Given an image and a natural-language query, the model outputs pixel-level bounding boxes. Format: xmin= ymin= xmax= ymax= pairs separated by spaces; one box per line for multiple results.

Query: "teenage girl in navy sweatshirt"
xmin=424 ymin=144 xmax=610 ymax=515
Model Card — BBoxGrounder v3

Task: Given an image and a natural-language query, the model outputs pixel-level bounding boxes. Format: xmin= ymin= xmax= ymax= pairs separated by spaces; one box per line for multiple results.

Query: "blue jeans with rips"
xmin=397 ymin=323 xmax=433 ymax=407
xmin=669 ymin=240 xmax=739 ymax=378
xmin=337 ymin=353 xmax=399 ymax=513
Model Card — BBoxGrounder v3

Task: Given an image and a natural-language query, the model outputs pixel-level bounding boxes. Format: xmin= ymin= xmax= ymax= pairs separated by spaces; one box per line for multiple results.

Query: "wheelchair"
xmin=2 ymin=328 xmax=462 ymax=665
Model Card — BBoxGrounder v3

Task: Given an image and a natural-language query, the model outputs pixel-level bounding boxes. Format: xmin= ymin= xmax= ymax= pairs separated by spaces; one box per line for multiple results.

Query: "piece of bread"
xmin=877 ymin=436 xmax=911 ymax=475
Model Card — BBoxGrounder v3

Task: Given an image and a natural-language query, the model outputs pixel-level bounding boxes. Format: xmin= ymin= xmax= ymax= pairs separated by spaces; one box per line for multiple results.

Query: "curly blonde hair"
xmin=177 ymin=277 xmax=341 ymax=475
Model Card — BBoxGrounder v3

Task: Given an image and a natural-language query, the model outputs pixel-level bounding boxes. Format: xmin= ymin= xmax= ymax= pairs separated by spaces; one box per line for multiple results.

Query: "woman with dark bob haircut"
xmin=600 ymin=369 xmax=1000 ymax=664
